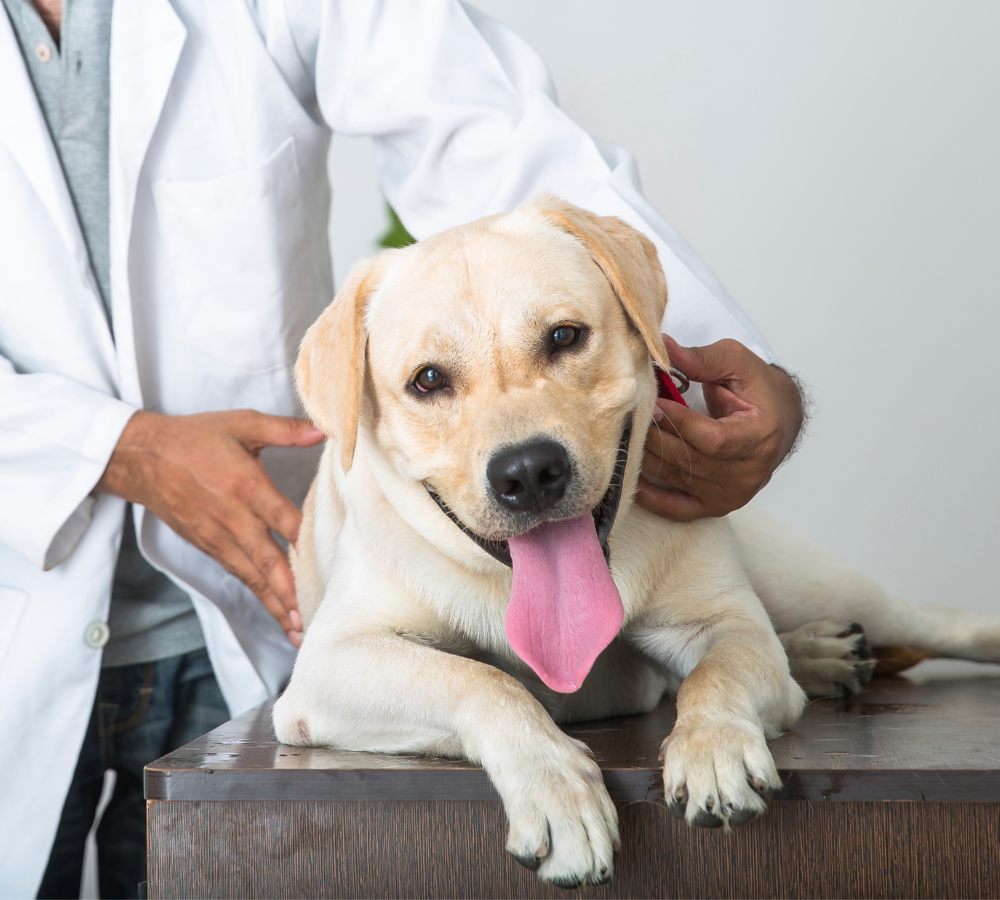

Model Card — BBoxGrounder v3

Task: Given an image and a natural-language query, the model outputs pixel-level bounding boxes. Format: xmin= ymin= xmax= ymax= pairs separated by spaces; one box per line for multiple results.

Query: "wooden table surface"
xmin=146 ymin=659 xmax=1000 ymax=803
xmin=146 ymin=660 xmax=1000 ymax=899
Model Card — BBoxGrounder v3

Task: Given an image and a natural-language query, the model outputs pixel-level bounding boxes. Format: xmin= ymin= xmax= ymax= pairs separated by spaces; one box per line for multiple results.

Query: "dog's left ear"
xmin=295 ymin=256 xmax=381 ymax=471
xmin=531 ymin=193 xmax=669 ymax=370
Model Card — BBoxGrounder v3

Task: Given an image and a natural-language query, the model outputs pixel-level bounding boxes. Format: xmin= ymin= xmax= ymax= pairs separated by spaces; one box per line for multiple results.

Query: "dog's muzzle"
xmin=426 ymin=420 xmax=632 ymax=568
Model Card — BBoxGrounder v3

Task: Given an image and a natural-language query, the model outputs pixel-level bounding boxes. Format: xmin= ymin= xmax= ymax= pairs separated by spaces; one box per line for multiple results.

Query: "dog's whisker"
xmin=658 ymin=413 xmax=694 ymax=477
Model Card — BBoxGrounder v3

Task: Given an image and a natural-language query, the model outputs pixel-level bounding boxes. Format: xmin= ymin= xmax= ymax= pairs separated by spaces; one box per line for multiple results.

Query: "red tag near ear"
xmin=654 ymin=366 xmax=689 ymax=407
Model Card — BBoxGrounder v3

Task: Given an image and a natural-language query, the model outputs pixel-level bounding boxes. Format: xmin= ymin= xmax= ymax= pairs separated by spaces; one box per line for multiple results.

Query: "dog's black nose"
xmin=487 ymin=440 xmax=571 ymax=512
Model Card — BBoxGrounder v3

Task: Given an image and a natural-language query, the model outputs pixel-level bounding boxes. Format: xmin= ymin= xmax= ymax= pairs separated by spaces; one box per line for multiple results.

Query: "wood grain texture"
xmin=147 ymin=799 xmax=1000 ymax=899
xmin=146 ymin=661 xmax=1000 ymax=803
xmin=146 ymin=661 xmax=1000 ymax=898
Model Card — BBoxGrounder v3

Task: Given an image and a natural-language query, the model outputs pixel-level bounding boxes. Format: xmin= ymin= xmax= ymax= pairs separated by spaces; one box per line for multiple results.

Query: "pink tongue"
xmin=505 ymin=514 xmax=624 ymax=693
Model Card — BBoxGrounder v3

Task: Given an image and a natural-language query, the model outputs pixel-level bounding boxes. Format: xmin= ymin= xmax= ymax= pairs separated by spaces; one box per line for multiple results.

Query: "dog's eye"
xmin=413 ymin=366 xmax=446 ymax=393
xmin=550 ymin=325 xmax=581 ymax=349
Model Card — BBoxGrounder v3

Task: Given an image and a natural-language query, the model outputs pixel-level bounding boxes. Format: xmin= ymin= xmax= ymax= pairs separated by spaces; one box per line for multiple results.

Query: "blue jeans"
xmin=37 ymin=649 xmax=229 ymax=900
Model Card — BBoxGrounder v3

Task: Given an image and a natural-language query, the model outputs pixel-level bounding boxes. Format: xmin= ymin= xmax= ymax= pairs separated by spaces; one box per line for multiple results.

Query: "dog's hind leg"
xmin=730 ymin=506 xmax=1000 ymax=678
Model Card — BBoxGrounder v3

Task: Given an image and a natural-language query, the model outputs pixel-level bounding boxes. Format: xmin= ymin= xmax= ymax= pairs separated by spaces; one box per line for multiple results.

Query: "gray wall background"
xmin=329 ymin=0 xmax=1000 ymax=615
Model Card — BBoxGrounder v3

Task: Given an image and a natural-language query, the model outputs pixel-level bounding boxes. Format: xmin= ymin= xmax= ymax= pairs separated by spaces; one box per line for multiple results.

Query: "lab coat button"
xmin=84 ymin=620 xmax=110 ymax=649
xmin=35 ymin=43 xmax=52 ymax=63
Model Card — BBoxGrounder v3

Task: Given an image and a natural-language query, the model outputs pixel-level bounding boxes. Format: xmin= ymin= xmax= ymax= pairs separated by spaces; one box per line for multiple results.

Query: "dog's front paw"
xmin=497 ymin=736 xmax=619 ymax=889
xmin=779 ymin=620 xmax=877 ymax=698
xmin=660 ymin=717 xmax=779 ymax=829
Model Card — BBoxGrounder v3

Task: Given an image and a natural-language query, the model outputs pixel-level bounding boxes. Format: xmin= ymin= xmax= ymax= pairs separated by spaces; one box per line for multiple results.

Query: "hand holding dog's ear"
xmin=96 ymin=409 xmax=325 ymax=646
xmin=637 ymin=335 xmax=804 ymax=521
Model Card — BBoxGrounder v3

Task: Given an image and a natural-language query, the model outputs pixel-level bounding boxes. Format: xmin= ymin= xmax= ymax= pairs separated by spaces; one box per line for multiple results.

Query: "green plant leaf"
xmin=379 ymin=203 xmax=416 ymax=249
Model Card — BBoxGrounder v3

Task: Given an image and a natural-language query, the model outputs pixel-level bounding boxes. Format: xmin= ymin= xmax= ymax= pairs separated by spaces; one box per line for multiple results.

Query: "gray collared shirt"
xmin=3 ymin=0 xmax=206 ymax=668
xmin=4 ymin=0 xmax=112 ymax=315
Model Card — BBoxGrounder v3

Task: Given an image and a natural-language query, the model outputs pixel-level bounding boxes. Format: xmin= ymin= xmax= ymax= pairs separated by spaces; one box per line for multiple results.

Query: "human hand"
xmin=636 ymin=335 xmax=804 ymax=521
xmin=96 ymin=410 xmax=325 ymax=646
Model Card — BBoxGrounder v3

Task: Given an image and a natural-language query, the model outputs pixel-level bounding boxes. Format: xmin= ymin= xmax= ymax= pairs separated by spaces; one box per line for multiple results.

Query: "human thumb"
xmin=239 ymin=412 xmax=326 ymax=449
xmin=661 ymin=335 xmax=742 ymax=386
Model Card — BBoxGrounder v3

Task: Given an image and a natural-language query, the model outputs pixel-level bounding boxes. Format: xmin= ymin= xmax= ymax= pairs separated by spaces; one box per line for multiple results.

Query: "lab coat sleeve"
xmin=0 ymin=355 xmax=137 ymax=570
xmin=280 ymin=0 xmax=774 ymax=362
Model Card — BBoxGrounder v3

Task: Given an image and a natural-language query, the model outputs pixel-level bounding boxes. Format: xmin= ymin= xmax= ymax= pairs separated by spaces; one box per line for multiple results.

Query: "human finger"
xmin=662 ymin=335 xmax=756 ymax=387
xmin=652 ymin=400 xmax=767 ymax=461
xmin=228 ymin=411 xmax=326 ymax=451
xmin=645 ymin=418 xmax=705 ymax=476
xmin=634 ymin=475 xmax=708 ymax=522
xmin=188 ymin=496 xmax=301 ymax=620
xmin=204 ymin=528 xmax=302 ymax=645
xmin=649 ymin=427 xmax=771 ymax=507
xmin=640 ymin=448 xmax=717 ymax=497
xmin=232 ymin=517 xmax=301 ymax=615
xmin=645 ymin=424 xmax=752 ymax=489
xmin=248 ymin=475 xmax=304 ymax=546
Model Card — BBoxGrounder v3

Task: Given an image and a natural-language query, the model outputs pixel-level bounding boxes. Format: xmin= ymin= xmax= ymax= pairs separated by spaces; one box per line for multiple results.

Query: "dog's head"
xmin=297 ymin=194 xmax=670 ymax=692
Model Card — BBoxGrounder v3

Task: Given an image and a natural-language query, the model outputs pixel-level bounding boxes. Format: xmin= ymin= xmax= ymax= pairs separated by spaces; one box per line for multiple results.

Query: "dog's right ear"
xmin=295 ymin=257 xmax=380 ymax=471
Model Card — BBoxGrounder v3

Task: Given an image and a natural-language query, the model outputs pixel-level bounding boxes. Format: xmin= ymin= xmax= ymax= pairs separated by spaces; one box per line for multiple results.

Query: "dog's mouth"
xmin=426 ymin=422 xmax=631 ymax=568
xmin=426 ymin=421 xmax=632 ymax=694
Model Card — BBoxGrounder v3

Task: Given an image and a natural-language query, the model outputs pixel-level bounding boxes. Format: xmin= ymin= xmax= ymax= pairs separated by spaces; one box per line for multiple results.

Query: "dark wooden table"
xmin=146 ymin=660 xmax=1000 ymax=899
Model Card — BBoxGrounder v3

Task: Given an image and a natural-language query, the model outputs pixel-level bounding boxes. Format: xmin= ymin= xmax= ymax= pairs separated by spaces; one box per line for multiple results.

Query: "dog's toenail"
xmin=509 ymin=850 xmax=542 ymax=871
xmin=692 ymin=809 xmax=724 ymax=829
xmin=668 ymin=785 xmax=689 ymax=818
xmin=728 ymin=807 xmax=758 ymax=827
xmin=705 ymin=796 xmax=715 ymax=811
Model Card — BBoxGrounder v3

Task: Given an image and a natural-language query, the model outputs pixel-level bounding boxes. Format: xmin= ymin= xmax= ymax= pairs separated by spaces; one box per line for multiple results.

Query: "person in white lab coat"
xmin=0 ymin=0 xmax=803 ymax=896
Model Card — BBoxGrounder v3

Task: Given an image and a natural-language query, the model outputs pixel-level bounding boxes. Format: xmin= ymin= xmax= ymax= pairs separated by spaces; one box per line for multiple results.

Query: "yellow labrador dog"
xmin=273 ymin=195 xmax=1000 ymax=888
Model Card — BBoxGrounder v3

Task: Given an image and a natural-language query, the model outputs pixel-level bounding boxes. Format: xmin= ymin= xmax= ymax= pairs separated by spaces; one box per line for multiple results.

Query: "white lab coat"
xmin=0 ymin=0 xmax=773 ymax=895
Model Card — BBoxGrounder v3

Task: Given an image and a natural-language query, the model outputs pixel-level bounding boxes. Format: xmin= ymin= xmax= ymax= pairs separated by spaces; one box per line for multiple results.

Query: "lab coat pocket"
xmin=152 ymin=138 xmax=322 ymax=373
xmin=0 ymin=586 xmax=28 ymax=665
